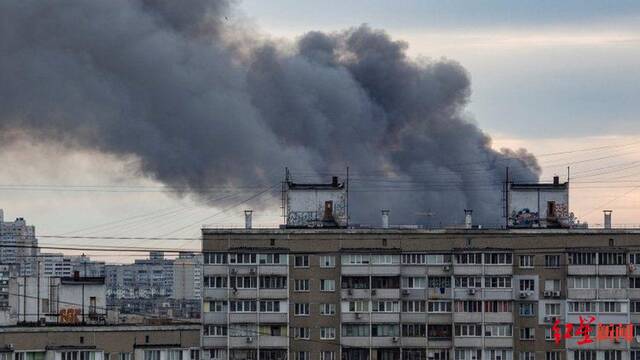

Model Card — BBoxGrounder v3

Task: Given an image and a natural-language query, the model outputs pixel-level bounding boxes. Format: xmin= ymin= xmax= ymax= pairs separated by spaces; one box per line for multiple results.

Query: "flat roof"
xmin=202 ymin=227 xmax=640 ymax=235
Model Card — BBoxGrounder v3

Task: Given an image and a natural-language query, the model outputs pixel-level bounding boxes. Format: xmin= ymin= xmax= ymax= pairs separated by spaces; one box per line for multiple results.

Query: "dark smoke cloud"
xmin=0 ymin=0 xmax=540 ymax=227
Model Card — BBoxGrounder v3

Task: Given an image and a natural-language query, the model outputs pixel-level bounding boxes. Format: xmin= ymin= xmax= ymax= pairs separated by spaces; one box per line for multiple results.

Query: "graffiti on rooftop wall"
xmin=511 ymin=208 xmax=539 ymax=227
xmin=59 ymin=308 xmax=81 ymax=324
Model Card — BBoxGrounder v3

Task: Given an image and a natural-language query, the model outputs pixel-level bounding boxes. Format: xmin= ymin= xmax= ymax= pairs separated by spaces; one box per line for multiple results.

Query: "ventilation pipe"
xmin=553 ymin=175 xmax=560 ymax=185
xmin=603 ymin=210 xmax=612 ymax=229
xmin=244 ymin=210 xmax=253 ymax=229
xmin=464 ymin=209 xmax=473 ymax=229
xmin=381 ymin=209 xmax=390 ymax=229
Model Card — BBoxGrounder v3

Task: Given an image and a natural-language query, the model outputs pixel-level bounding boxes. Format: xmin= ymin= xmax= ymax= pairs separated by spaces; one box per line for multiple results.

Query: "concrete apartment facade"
xmin=0 ymin=324 xmax=201 ymax=360
xmin=201 ymin=228 xmax=640 ymax=360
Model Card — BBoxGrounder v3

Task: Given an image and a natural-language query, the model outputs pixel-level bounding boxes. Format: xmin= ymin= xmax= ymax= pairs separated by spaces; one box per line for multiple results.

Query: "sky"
xmin=1 ymin=1 xmax=640 ymax=262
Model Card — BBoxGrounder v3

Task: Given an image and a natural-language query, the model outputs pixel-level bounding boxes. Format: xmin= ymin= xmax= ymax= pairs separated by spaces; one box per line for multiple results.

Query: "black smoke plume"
xmin=0 ymin=0 xmax=540 ymax=227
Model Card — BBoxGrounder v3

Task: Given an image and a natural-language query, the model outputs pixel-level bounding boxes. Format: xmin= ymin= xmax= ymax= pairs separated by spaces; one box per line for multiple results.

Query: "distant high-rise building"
xmin=40 ymin=253 xmax=105 ymax=278
xmin=0 ymin=209 xmax=39 ymax=276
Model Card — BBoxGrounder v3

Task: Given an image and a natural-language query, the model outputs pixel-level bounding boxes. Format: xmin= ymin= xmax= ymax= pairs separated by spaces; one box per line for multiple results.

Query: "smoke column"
xmin=0 ymin=0 xmax=540 ymax=226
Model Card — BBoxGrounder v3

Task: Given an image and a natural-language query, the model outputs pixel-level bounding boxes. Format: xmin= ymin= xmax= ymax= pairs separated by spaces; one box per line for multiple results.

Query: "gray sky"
xmin=2 ymin=1 xmax=640 ymax=261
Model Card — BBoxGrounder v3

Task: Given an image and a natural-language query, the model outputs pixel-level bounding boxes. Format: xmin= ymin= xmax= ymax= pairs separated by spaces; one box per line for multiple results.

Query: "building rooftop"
xmin=202 ymin=227 xmax=640 ymax=235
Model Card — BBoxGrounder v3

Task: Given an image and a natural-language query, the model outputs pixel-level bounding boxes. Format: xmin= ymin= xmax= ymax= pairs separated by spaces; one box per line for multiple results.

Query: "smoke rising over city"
xmin=0 ymin=0 xmax=540 ymax=226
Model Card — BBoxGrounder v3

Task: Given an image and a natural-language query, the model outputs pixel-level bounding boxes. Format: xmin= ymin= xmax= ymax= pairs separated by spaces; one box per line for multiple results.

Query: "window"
xmin=342 ymin=254 xmax=370 ymax=265
xmin=294 ymin=279 xmax=310 ymax=292
xmin=294 ymin=255 xmax=309 ymax=268
xmin=455 ymin=324 xmax=482 ymax=337
xmin=230 ymin=276 xmax=257 ymax=289
xmin=402 ymin=300 xmax=426 ymax=312
xmin=599 ymin=276 xmax=624 ymax=289
xmin=519 ymin=279 xmax=535 ymax=291
xmin=372 ymin=300 xmax=399 ymax=312
xmin=402 ymin=323 xmax=426 ymax=337
xmin=260 ymin=275 xmax=287 ymax=289
xmin=428 ymin=325 xmax=452 ymax=339
xmin=519 ymin=328 xmax=535 ymax=340
xmin=546 ymin=352 xmax=561 ymax=360
xmin=518 ymin=303 xmax=536 ymax=316
xmin=520 ymin=353 xmax=534 ymax=360
xmin=342 ymin=276 xmax=369 ymax=289
xmin=229 ymin=300 xmax=257 ymax=312
xmin=259 ymin=300 xmax=281 ymax=312
xmin=15 ymin=354 xmax=45 ymax=360
xmin=371 ymin=255 xmax=395 ymax=264
xmin=572 ymin=351 xmax=596 ymax=360
xmin=485 ymin=300 xmax=512 ymax=313
xmin=119 ymin=354 xmax=132 ymax=360
xmin=402 ymin=253 xmax=427 ymax=264
xmin=403 ymin=350 xmax=426 ymax=360
xmin=484 ymin=350 xmax=512 ymax=360
xmin=428 ymin=276 xmax=451 ymax=288
xmin=484 ymin=324 xmax=512 ymax=337
xmin=294 ymin=352 xmax=310 ymax=360
xmin=567 ymin=301 xmax=596 ymax=313
xmin=631 ymin=351 xmax=640 ymax=360
xmin=293 ymin=327 xmax=310 ymax=339
xmin=320 ymin=327 xmax=336 ymax=339
xmin=229 ymin=253 xmax=257 ymax=264
xmin=485 ymin=276 xmax=512 ymax=288
xmin=455 ymin=276 xmax=482 ymax=288
xmin=342 ymin=324 xmax=369 ymax=337
xmin=427 ymin=301 xmax=451 ymax=313
xmin=320 ymin=303 xmax=336 ymax=315
xmin=631 ymin=254 xmax=640 ymax=264
xmin=371 ymin=276 xmax=399 ymax=289
xmin=204 ymin=252 xmax=227 ymax=264
xmin=545 ymin=303 xmax=561 ymax=316
xmin=455 ymin=350 xmax=482 ymax=360
xmin=545 ymin=328 xmax=554 ymax=341
xmin=258 ymin=253 xmax=285 ymax=265
xmin=630 ymin=277 xmax=640 ymax=288
xmin=320 ymin=279 xmax=335 ymax=291
xmin=347 ymin=300 xmax=369 ymax=312
xmin=485 ymin=253 xmax=513 ymax=265
xmin=205 ymin=276 xmax=227 ymax=288
xmin=455 ymin=253 xmax=483 ymax=264
xmin=402 ymin=277 xmax=426 ymax=289
xmin=599 ymin=301 xmax=624 ymax=313
xmin=545 ymin=255 xmax=561 ymax=268
xmin=205 ymin=325 xmax=228 ymax=336
xmin=599 ymin=253 xmax=625 ymax=265
xmin=229 ymin=324 xmax=257 ymax=337
xmin=568 ymin=277 xmax=597 ymax=289
xmin=568 ymin=253 xmax=596 ymax=265
xmin=544 ymin=279 xmax=561 ymax=292
xmin=519 ymin=255 xmax=534 ymax=268
xmin=454 ymin=300 xmax=482 ymax=313
xmin=294 ymin=303 xmax=309 ymax=316
xmin=320 ymin=256 xmax=335 ymax=268
xmin=371 ymin=324 xmax=399 ymax=337
xmin=207 ymin=301 xmax=228 ymax=312
xmin=143 ymin=352 xmax=161 ymax=360
xmin=603 ymin=352 xmax=622 ymax=360
xmin=321 ymin=352 xmax=336 ymax=360
xmin=428 ymin=350 xmax=449 ymax=360
xmin=631 ymin=301 xmax=640 ymax=313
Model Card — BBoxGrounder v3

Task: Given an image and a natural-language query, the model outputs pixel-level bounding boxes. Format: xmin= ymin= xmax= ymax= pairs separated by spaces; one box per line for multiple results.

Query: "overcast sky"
xmin=2 ymin=1 xmax=640 ymax=261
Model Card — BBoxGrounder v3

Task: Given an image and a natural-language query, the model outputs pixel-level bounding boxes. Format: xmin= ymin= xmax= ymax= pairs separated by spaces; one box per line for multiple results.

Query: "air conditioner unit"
xmin=553 ymin=291 xmax=561 ymax=297
xmin=246 ymin=337 xmax=254 ymax=343
xmin=543 ymin=290 xmax=552 ymax=297
xmin=467 ymin=288 xmax=476 ymax=295
xmin=443 ymin=265 xmax=451 ymax=272
xmin=371 ymin=289 xmax=377 ymax=296
xmin=392 ymin=337 xmax=399 ymax=343
xmin=402 ymin=289 xmax=410 ymax=296
xmin=519 ymin=291 xmax=528 ymax=298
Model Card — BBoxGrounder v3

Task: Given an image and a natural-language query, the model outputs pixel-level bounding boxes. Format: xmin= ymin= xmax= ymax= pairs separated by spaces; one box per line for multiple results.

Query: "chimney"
xmin=603 ymin=210 xmax=612 ymax=229
xmin=381 ymin=209 xmax=390 ymax=229
xmin=464 ymin=209 xmax=473 ymax=229
xmin=332 ymin=176 xmax=338 ymax=187
xmin=553 ymin=176 xmax=559 ymax=185
xmin=244 ymin=210 xmax=253 ymax=229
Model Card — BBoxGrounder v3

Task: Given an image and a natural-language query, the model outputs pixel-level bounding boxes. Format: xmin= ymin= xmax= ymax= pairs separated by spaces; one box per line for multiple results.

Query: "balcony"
xmin=229 ymin=313 xmax=259 ymax=323
xmin=567 ymin=289 xmax=597 ymax=299
xmin=371 ymin=337 xmax=401 ymax=347
xmin=203 ymin=312 xmax=226 ymax=323
xmin=483 ymin=289 xmax=513 ymax=300
xmin=341 ymin=337 xmax=371 ymax=347
xmin=453 ymin=312 xmax=481 ymax=323
xmin=401 ymin=337 xmax=427 ymax=348
xmin=341 ymin=289 xmax=371 ymax=299
xmin=204 ymin=265 xmax=229 ymax=275
xmin=259 ymin=313 xmax=288 ymax=323
xmin=401 ymin=313 xmax=427 ymax=322
xmin=427 ymin=288 xmax=452 ymax=299
xmin=453 ymin=265 xmax=483 ymax=275
xmin=484 ymin=266 xmax=513 ymax=276
xmin=258 ymin=265 xmax=288 ymax=276
xmin=427 ymin=313 xmax=452 ymax=323
xmin=371 ymin=289 xmax=400 ymax=299
xmin=597 ymin=289 xmax=627 ymax=299
xmin=230 ymin=336 xmax=258 ymax=348
xmin=484 ymin=337 xmax=514 ymax=348
xmin=371 ymin=313 xmax=400 ymax=323
xmin=401 ymin=266 xmax=427 ymax=276
xmin=259 ymin=336 xmax=289 ymax=348
xmin=202 ymin=336 xmax=227 ymax=348
xmin=258 ymin=289 xmax=288 ymax=299
xmin=204 ymin=288 xmax=228 ymax=299
xmin=568 ymin=265 xmax=597 ymax=276
xmin=454 ymin=337 xmax=482 ymax=348
xmin=484 ymin=312 xmax=513 ymax=323
xmin=342 ymin=312 xmax=370 ymax=323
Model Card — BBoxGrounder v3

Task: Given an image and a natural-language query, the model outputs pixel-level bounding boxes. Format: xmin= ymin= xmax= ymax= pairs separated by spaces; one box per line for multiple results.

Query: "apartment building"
xmin=0 ymin=323 xmax=201 ymax=360
xmin=0 ymin=209 xmax=39 ymax=276
xmin=201 ymin=227 xmax=640 ymax=360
